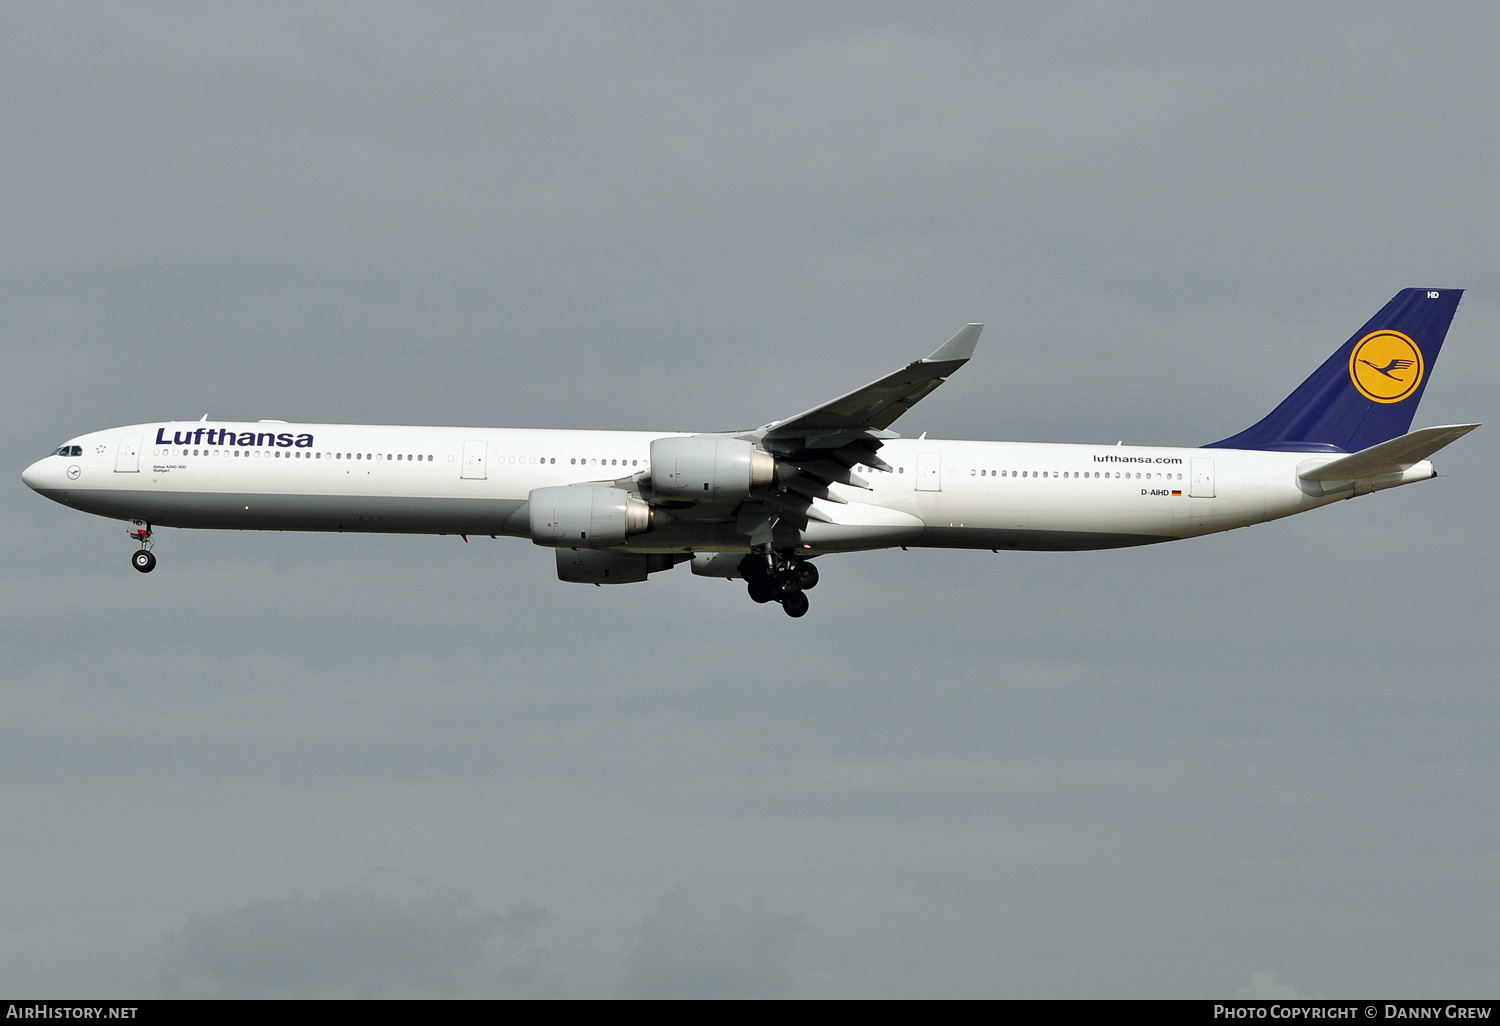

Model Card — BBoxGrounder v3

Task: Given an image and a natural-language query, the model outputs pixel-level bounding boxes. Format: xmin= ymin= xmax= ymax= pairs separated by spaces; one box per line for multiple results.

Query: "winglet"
xmin=925 ymin=324 xmax=983 ymax=365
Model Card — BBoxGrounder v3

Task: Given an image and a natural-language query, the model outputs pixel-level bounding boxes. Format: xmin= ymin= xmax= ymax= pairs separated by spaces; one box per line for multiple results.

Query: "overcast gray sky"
xmin=3 ymin=1 xmax=1496 ymax=998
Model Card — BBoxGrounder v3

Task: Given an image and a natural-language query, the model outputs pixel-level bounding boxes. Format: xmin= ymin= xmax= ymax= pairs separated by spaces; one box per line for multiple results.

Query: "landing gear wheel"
xmin=747 ymin=577 xmax=778 ymax=603
xmin=738 ymin=554 xmax=770 ymax=581
xmin=740 ymin=549 xmax=819 ymax=614
xmin=132 ymin=549 xmax=156 ymax=573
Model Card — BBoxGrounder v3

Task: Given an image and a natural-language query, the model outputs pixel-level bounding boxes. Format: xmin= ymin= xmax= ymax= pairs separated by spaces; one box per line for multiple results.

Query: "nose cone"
xmin=22 ymin=458 xmax=54 ymax=493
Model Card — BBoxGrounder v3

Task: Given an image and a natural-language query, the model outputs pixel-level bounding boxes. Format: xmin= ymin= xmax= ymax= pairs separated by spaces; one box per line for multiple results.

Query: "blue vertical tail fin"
xmin=1206 ymin=288 xmax=1462 ymax=453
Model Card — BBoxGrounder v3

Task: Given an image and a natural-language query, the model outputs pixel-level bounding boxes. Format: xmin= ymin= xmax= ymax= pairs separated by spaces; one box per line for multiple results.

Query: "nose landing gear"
xmin=738 ymin=551 xmax=818 ymax=618
xmin=128 ymin=519 xmax=156 ymax=573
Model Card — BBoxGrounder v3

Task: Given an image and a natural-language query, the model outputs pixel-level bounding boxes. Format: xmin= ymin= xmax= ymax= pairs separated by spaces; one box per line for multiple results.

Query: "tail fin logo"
xmin=1350 ymin=330 xmax=1424 ymax=403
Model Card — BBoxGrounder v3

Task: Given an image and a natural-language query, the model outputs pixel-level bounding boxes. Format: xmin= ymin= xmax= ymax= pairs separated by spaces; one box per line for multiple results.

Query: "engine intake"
xmin=651 ymin=435 xmax=775 ymax=501
xmin=529 ymin=484 xmax=652 ymax=548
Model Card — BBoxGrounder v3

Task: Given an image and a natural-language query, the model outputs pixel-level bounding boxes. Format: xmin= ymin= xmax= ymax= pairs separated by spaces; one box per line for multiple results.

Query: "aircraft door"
xmin=461 ymin=440 xmax=487 ymax=480
xmin=114 ymin=434 xmax=141 ymax=473
xmin=1190 ymin=457 xmax=1215 ymax=498
xmin=916 ymin=451 xmax=942 ymax=492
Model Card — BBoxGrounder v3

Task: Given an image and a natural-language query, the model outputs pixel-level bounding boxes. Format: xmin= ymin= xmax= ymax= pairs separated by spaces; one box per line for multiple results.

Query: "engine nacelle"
xmin=555 ymin=549 xmax=677 ymax=584
xmin=529 ymin=484 xmax=652 ymax=548
xmin=651 ymin=435 xmax=775 ymax=501
xmin=689 ymin=551 xmax=748 ymax=578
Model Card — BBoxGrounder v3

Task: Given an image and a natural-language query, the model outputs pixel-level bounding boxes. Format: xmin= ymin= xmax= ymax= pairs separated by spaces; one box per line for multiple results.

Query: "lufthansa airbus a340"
xmin=23 ymin=289 xmax=1477 ymax=617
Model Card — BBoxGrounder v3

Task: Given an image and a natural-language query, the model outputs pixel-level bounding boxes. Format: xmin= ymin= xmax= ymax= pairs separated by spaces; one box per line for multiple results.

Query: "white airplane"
xmin=22 ymin=289 xmax=1478 ymax=618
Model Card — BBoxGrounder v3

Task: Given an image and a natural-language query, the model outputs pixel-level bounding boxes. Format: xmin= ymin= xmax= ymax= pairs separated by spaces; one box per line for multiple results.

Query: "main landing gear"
xmin=739 ymin=552 xmax=819 ymax=618
xmin=127 ymin=519 xmax=156 ymax=573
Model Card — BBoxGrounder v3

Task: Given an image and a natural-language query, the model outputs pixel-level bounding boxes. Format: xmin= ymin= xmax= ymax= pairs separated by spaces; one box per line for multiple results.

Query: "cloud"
xmin=5 ymin=3 xmax=1499 ymax=1000
xmin=624 ymin=889 xmax=806 ymax=999
xmin=159 ymin=869 xmax=550 ymax=998
xmin=1234 ymin=970 xmax=1316 ymax=1000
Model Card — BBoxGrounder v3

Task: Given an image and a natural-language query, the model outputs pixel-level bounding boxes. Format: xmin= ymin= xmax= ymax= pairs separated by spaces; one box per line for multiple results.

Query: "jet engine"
xmin=529 ymin=484 xmax=652 ymax=548
xmin=650 ymin=435 xmax=775 ymax=501
xmin=555 ymin=549 xmax=680 ymax=584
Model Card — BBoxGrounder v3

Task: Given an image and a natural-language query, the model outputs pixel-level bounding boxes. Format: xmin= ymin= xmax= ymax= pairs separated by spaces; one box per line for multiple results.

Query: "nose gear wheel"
xmin=127 ymin=519 xmax=156 ymax=573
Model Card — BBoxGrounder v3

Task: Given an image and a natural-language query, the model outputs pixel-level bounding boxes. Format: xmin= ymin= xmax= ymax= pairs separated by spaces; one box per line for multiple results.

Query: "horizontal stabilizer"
xmin=1297 ymin=424 xmax=1479 ymax=482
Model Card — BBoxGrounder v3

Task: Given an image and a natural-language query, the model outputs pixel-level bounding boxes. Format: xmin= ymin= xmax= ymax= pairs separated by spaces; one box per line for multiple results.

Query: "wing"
xmin=757 ymin=324 xmax=982 ymax=442
xmin=738 ymin=324 xmax=982 ymax=527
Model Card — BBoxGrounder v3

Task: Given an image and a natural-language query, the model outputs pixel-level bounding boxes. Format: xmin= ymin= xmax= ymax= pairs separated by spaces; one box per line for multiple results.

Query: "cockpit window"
xmin=53 ymin=445 xmax=83 ymax=456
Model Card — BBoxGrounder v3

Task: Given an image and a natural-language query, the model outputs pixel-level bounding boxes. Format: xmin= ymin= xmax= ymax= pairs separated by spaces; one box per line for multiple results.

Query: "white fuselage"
xmin=22 ymin=420 xmax=1430 ymax=555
